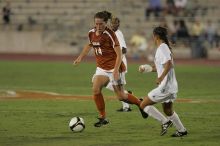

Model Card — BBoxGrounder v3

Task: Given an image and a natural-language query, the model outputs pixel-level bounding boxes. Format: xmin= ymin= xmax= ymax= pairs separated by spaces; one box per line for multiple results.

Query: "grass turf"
xmin=0 ymin=60 xmax=220 ymax=146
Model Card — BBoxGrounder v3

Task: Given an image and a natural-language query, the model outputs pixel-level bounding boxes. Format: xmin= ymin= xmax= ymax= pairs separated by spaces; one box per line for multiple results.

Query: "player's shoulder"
xmin=157 ymin=43 xmax=171 ymax=55
xmin=88 ymin=28 xmax=95 ymax=38
xmin=159 ymin=43 xmax=169 ymax=51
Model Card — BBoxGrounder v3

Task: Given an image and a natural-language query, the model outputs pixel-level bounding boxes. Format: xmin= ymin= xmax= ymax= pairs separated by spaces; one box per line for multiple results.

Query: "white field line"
xmin=0 ymin=89 xmax=220 ymax=103
xmin=22 ymin=90 xmax=61 ymax=95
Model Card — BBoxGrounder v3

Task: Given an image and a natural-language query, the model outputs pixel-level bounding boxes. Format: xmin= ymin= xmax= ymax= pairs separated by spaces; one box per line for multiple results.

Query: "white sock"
xmin=168 ymin=112 xmax=186 ymax=132
xmin=144 ymin=106 xmax=168 ymax=124
xmin=122 ymin=101 xmax=130 ymax=109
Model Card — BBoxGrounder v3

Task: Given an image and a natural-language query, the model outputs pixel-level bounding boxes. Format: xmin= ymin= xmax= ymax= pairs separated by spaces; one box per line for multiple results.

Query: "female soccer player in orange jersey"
xmin=73 ymin=11 xmax=148 ymax=127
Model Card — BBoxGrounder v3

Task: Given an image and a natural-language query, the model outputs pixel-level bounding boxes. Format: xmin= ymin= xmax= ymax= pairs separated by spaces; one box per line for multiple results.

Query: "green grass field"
xmin=0 ymin=60 xmax=220 ymax=146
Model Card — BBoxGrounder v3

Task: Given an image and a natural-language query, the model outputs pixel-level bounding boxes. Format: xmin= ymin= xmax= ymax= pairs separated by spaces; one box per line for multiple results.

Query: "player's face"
xmin=153 ymin=33 xmax=158 ymax=44
xmin=94 ymin=18 xmax=107 ymax=33
xmin=111 ymin=21 xmax=119 ymax=32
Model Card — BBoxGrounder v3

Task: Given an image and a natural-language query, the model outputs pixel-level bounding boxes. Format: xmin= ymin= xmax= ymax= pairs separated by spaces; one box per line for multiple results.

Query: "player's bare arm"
xmin=113 ymin=45 xmax=122 ymax=81
xmin=156 ymin=60 xmax=172 ymax=84
xmin=73 ymin=44 xmax=92 ymax=65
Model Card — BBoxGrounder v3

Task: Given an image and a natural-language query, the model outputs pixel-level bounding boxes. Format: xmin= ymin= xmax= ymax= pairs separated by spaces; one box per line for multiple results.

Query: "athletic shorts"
xmin=92 ymin=67 xmax=126 ymax=86
xmin=148 ymin=87 xmax=177 ymax=103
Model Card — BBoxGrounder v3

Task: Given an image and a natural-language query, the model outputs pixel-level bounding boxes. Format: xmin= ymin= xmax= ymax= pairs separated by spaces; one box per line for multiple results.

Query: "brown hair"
xmin=153 ymin=26 xmax=172 ymax=51
xmin=94 ymin=11 xmax=112 ymax=22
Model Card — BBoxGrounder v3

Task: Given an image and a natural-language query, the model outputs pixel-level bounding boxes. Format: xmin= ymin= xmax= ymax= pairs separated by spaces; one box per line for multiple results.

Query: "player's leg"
xmin=140 ymin=96 xmax=167 ymax=121
xmin=106 ymin=74 xmax=132 ymax=112
xmin=113 ymin=84 xmax=148 ymax=118
xmin=117 ymin=57 xmax=132 ymax=111
xmin=162 ymin=101 xmax=187 ymax=137
xmin=113 ymin=84 xmax=140 ymax=106
xmin=118 ymin=90 xmax=132 ymax=112
xmin=111 ymin=72 xmax=140 ymax=106
xmin=116 ymin=90 xmax=131 ymax=111
xmin=109 ymin=72 xmax=147 ymax=117
xmin=140 ymin=89 xmax=173 ymax=135
xmin=92 ymin=75 xmax=109 ymax=127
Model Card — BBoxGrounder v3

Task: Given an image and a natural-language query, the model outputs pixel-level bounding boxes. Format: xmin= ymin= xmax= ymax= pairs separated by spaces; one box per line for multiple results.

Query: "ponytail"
xmin=162 ymin=35 xmax=172 ymax=52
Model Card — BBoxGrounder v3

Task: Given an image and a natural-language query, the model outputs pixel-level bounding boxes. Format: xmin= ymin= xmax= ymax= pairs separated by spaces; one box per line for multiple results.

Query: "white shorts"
xmin=92 ymin=67 xmax=126 ymax=86
xmin=148 ymin=87 xmax=177 ymax=103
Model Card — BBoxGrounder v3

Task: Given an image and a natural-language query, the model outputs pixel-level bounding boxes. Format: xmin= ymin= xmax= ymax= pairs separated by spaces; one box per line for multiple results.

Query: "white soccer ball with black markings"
xmin=69 ymin=117 xmax=85 ymax=132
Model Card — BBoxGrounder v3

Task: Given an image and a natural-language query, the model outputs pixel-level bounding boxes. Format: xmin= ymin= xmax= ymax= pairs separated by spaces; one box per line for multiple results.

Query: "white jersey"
xmin=154 ymin=43 xmax=178 ymax=94
xmin=115 ymin=29 xmax=127 ymax=72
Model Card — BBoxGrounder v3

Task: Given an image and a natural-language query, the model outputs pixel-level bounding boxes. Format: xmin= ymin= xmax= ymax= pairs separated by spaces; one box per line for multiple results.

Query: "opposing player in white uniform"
xmin=139 ymin=26 xmax=188 ymax=137
xmin=106 ymin=17 xmax=132 ymax=112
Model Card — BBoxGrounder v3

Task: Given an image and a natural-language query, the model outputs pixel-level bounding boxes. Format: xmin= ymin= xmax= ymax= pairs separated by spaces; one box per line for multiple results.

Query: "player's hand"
xmin=73 ymin=57 xmax=81 ymax=66
xmin=113 ymin=70 xmax=119 ymax=81
xmin=139 ymin=65 xmax=145 ymax=73
xmin=139 ymin=64 xmax=153 ymax=73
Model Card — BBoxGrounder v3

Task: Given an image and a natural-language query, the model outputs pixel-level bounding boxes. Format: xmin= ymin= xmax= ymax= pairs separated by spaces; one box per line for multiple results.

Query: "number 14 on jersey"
xmin=94 ymin=47 xmax=102 ymax=55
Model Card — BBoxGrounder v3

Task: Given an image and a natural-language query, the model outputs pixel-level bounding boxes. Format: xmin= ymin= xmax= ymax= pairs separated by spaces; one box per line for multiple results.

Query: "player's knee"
xmin=92 ymin=87 xmax=101 ymax=96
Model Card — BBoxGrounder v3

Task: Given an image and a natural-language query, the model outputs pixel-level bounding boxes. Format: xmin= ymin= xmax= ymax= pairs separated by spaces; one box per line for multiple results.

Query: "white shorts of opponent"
xmin=148 ymin=87 xmax=177 ymax=103
xmin=92 ymin=67 xmax=126 ymax=86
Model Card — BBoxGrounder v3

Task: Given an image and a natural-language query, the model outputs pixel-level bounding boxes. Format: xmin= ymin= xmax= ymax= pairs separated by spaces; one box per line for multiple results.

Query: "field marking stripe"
xmin=0 ymin=90 xmax=220 ymax=103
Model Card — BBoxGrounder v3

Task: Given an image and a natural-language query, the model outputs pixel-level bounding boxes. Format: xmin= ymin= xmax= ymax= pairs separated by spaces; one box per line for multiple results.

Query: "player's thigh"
xmin=92 ymin=75 xmax=109 ymax=94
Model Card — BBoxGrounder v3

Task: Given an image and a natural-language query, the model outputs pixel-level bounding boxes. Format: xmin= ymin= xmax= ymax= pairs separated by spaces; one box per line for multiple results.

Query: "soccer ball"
xmin=69 ymin=117 xmax=85 ymax=132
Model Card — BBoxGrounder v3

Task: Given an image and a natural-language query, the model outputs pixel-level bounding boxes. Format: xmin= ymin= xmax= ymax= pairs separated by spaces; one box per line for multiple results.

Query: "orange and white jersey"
xmin=88 ymin=27 xmax=126 ymax=72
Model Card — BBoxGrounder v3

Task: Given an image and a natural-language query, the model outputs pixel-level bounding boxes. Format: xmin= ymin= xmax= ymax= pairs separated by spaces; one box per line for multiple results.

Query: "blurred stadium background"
xmin=1 ymin=1 xmax=220 ymax=146
xmin=0 ymin=0 xmax=220 ymax=60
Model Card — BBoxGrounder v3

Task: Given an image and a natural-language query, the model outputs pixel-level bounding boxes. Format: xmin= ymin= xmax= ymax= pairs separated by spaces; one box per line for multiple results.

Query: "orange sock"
xmin=93 ymin=93 xmax=106 ymax=118
xmin=126 ymin=93 xmax=141 ymax=106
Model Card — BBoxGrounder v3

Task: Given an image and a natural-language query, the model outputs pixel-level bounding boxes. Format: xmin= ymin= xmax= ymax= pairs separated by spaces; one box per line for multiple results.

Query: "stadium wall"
xmin=0 ymin=30 xmax=79 ymax=55
xmin=0 ymin=30 xmax=220 ymax=60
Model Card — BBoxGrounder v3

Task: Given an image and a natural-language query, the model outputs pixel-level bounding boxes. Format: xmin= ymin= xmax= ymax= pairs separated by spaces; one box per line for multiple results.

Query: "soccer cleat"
xmin=94 ymin=118 xmax=109 ymax=127
xmin=116 ymin=107 xmax=132 ymax=112
xmin=139 ymin=98 xmax=149 ymax=119
xmin=171 ymin=130 xmax=188 ymax=137
xmin=160 ymin=120 xmax=173 ymax=136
